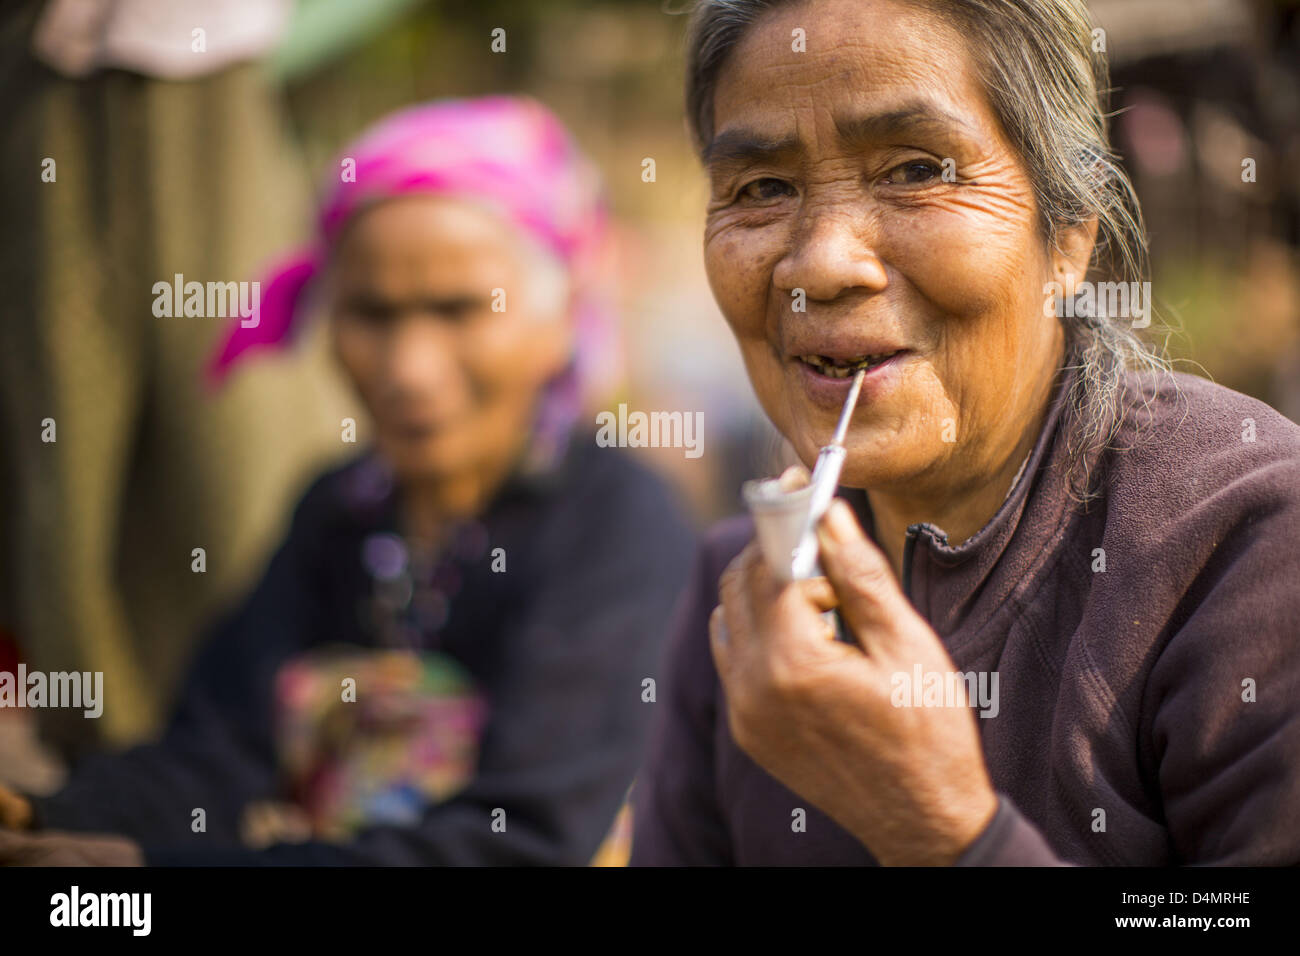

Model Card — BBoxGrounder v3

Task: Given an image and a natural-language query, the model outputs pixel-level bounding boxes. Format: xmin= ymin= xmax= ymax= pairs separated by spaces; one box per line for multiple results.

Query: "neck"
xmin=866 ymin=360 xmax=1063 ymax=584
xmin=399 ymin=432 xmax=530 ymax=550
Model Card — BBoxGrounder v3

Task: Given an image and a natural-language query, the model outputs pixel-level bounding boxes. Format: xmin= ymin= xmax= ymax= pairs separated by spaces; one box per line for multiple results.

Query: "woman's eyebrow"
xmin=833 ymin=102 xmax=979 ymax=147
xmin=703 ymin=103 xmax=978 ymax=173
xmin=702 ymin=129 xmax=800 ymax=172
xmin=338 ymin=292 xmax=487 ymax=313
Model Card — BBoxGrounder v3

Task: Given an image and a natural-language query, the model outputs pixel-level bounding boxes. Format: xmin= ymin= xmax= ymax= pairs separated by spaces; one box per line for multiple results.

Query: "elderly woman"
xmin=0 ymin=96 xmax=695 ymax=865
xmin=631 ymin=0 xmax=1300 ymax=866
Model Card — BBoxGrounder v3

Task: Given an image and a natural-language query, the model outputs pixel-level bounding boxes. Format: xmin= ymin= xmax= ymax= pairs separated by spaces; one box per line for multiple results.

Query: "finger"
xmin=0 ymin=829 xmax=39 ymax=865
xmin=796 ymin=577 xmax=845 ymax=643
xmin=0 ymin=787 xmax=33 ymax=831
xmin=799 ymin=575 xmax=838 ymax=613
xmin=717 ymin=543 xmax=762 ymax=657
xmin=816 ymin=497 xmax=910 ymax=652
xmin=76 ymin=834 xmax=141 ymax=867
xmin=242 ymin=802 xmax=275 ymax=849
xmin=734 ymin=540 xmax=813 ymax=647
xmin=708 ymin=604 xmax=731 ymax=677
xmin=726 ymin=541 xmax=838 ymax=650
xmin=777 ymin=464 xmax=811 ymax=492
xmin=282 ymin=806 xmax=314 ymax=843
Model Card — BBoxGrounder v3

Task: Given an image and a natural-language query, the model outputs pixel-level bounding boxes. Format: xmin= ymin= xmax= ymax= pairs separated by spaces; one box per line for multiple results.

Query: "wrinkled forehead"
xmin=707 ymin=0 xmax=989 ymax=158
xmin=324 ymin=196 xmax=521 ymax=288
xmin=325 ymin=194 xmax=569 ymax=312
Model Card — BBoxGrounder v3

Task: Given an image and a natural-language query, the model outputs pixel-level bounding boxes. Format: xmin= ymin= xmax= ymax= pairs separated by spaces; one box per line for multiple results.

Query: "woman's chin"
xmin=796 ymin=433 xmax=936 ymax=492
xmin=837 ymin=458 xmax=915 ymax=491
xmin=778 ymin=416 xmax=918 ymax=482
xmin=379 ymin=434 xmax=467 ymax=483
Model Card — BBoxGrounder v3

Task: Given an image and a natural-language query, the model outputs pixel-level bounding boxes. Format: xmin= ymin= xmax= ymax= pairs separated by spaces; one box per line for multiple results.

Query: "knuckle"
xmin=765 ymin=654 xmax=811 ymax=702
xmin=843 ymin=551 xmax=890 ymax=596
xmin=719 ymin=555 xmax=747 ymax=597
xmin=798 ymin=576 xmax=836 ymax=609
xmin=709 ymin=605 xmax=728 ymax=643
xmin=725 ymin=691 xmax=757 ymax=748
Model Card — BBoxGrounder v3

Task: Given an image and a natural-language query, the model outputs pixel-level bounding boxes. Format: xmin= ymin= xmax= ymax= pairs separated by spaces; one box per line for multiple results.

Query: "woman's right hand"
xmin=0 ymin=783 xmax=34 ymax=830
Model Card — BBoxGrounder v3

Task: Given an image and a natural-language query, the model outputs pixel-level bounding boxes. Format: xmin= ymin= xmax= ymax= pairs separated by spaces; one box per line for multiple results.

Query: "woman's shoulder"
xmin=288 ymin=452 xmax=395 ymax=530
xmin=1116 ymin=368 xmax=1300 ymax=447
xmin=641 ymin=513 xmax=754 ymax=644
xmin=699 ymin=514 xmax=757 ymax=581
xmin=1100 ymin=368 xmax=1300 ymax=539
xmin=658 ymin=514 xmax=753 ymax=680
xmin=511 ymin=431 xmax=701 ymax=578
xmin=1111 ymin=369 xmax=1299 ymax=477
xmin=665 ymin=514 xmax=756 ymax=619
xmin=565 ymin=431 xmax=690 ymax=514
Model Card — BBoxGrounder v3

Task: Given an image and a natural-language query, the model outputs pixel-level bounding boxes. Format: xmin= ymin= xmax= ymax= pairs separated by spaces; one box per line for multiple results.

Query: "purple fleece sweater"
xmin=631 ymin=366 xmax=1300 ymax=865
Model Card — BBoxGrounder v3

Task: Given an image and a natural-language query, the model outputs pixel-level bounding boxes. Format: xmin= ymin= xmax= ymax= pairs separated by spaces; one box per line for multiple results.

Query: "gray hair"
xmin=685 ymin=0 xmax=1171 ymax=501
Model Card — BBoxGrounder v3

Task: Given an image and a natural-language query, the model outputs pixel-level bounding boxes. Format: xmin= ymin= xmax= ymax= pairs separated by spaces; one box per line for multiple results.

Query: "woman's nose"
xmin=772 ymin=207 xmax=889 ymax=302
xmin=383 ymin=316 xmax=459 ymax=393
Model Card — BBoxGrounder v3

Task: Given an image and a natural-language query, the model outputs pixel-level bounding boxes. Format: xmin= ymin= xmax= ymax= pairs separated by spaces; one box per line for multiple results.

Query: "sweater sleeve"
xmin=629 ymin=531 xmax=735 ymax=866
xmin=952 ymin=795 xmax=1068 ymax=866
xmin=150 ymin=472 xmax=697 ymax=866
xmin=29 ymin=481 xmax=327 ymax=847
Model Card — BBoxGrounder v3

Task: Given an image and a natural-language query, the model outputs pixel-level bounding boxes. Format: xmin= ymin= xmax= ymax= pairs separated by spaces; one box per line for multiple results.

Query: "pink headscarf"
xmin=206 ymin=95 xmax=613 ymax=405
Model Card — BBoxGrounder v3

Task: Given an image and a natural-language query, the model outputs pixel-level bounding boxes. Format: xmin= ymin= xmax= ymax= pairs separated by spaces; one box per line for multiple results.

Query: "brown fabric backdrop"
xmin=0 ymin=3 xmax=355 ymax=760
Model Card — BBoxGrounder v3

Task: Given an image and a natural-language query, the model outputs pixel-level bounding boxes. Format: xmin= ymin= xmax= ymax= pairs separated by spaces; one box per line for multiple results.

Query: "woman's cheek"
xmin=331 ymin=322 xmax=383 ymax=404
xmin=885 ymin=200 xmax=1027 ymax=321
xmin=705 ymin=221 xmax=782 ymax=334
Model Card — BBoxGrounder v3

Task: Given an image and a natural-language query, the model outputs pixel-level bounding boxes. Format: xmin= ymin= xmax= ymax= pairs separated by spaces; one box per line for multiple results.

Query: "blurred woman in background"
xmin=0 ymin=95 xmax=696 ymax=865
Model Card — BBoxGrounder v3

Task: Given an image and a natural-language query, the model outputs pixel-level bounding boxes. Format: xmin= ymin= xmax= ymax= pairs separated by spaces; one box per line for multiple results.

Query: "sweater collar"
xmin=839 ymin=361 xmax=1081 ymax=641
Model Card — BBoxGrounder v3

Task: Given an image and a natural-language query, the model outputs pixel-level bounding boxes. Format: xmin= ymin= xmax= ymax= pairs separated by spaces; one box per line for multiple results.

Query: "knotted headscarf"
xmin=207 ymin=95 xmax=615 ymax=433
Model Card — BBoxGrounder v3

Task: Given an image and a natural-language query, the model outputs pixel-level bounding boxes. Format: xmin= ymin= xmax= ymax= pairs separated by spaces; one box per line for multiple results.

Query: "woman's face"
xmin=704 ymin=0 xmax=1078 ymax=494
xmin=328 ymin=195 xmax=573 ymax=484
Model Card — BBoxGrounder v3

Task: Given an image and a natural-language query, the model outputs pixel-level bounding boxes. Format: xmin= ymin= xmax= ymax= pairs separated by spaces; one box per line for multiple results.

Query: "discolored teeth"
xmin=800 ymin=352 xmax=899 ymax=378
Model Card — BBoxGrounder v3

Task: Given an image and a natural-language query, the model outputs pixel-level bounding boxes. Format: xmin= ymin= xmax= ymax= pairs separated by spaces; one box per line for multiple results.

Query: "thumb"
xmin=815 ymin=497 xmax=911 ymax=653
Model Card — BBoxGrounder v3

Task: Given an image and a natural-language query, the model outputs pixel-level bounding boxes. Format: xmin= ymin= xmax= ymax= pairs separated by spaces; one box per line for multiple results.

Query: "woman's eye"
xmin=738 ymin=178 xmax=796 ymax=203
xmin=342 ymin=304 xmax=395 ymax=326
xmin=885 ymin=160 xmax=943 ymax=185
xmin=438 ymin=303 xmax=475 ymax=323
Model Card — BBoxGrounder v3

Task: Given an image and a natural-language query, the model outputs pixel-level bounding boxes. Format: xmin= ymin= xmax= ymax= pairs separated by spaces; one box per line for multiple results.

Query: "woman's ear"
xmin=1051 ymin=217 xmax=1100 ymax=297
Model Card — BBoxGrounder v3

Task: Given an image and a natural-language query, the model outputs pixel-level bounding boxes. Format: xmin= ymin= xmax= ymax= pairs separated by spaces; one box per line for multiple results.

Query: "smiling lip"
xmin=791 ymin=349 xmax=911 ymax=410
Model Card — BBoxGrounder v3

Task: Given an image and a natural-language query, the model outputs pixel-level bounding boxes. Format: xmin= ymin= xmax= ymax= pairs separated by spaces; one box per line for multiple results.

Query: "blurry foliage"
xmin=278 ymin=0 xmax=695 ymax=222
xmin=1156 ymin=241 xmax=1300 ymax=410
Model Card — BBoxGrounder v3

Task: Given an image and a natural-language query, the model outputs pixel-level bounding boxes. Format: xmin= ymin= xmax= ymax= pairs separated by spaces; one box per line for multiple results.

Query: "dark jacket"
xmin=32 ymin=428 xmax=697 ymax=865
xmin=631 ymin=367 xmax=1300 ymax=865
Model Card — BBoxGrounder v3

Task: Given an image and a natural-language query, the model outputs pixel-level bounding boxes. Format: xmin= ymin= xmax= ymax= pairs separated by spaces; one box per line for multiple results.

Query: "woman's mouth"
xmin=791 ymin=349 xmax=910 ymax=409
xmin=392 ymin=419 xmax=440 ymax=441
xmin=797 ymin=350 xmax=904 ymax=378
